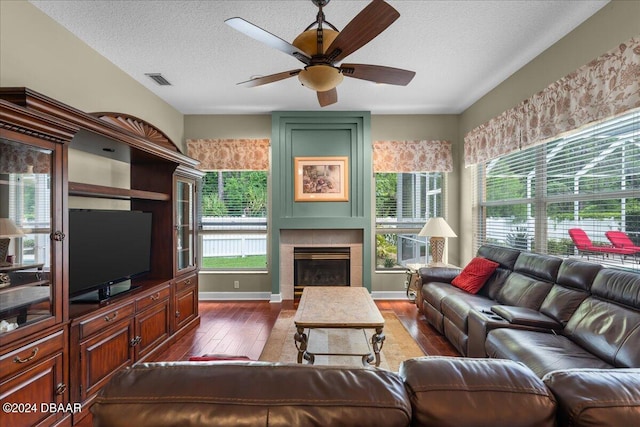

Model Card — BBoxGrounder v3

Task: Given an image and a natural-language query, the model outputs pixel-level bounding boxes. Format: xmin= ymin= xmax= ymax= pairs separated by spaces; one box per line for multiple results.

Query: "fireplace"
xmin=294 ymin=247 xmax=350 ymax=299
xmin=279 ymin=229 xmax=363 ymax=300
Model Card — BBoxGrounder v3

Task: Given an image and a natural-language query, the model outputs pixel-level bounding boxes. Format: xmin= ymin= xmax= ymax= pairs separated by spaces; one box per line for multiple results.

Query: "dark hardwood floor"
xmin=150 ymin=299 xmax=458 ymax=362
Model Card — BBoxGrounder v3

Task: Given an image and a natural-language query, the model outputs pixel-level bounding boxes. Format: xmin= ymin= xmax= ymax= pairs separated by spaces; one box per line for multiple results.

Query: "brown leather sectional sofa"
xmin=91 ymin=244 xmax=640 ymax=426
xmin=92 ymin=357 xmax=640 ymax=427
xmin=417 ymin=244 xmax=640 ymax=376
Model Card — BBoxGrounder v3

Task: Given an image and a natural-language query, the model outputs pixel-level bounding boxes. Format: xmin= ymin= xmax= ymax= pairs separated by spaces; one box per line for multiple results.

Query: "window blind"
xmin=475 ymin=109 xmax=640 ymax=269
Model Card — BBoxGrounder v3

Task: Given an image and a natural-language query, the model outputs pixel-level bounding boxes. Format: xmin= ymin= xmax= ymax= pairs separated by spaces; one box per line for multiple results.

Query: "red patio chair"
xmin=605 ymin=230 xmax=640 ymax=251
xmin=568 ymin=228 xmax=636 ymax=263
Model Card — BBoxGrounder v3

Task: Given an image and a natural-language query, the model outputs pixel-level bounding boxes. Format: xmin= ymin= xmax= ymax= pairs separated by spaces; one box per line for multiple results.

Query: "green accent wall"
xmin=271 ymin=111 xmax=372 ymax=295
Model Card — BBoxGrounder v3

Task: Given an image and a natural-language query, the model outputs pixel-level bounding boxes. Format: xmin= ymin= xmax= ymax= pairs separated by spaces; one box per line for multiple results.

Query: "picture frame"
xmin=294 ymin=156 xmax=349 ymax=202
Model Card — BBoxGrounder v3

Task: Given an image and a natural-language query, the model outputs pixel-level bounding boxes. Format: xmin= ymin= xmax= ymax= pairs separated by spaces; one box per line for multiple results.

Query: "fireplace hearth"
xmin=294 ymin=247 xmax=350 ymax=299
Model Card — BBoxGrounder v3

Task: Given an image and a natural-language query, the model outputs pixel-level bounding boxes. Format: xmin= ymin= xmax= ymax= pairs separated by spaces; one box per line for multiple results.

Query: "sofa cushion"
xmin=555 ymin=258 xmax=602 ymax=292
xmin=543 ymin=368 xmax=640 ymax=427
xmin=513 ymin=252 xmax=563 ymax=283
xmin=476 ymin=267 xmax=511 ymax=300
xmin=539 ymin=284 xmax=590 ymax=326
xmin=485 ymin=329 xmax=613 ymax=377
xmin=564 ymin=297 xmax=640 ymax=368
xmin=441 ymin=294 xmax=495 ymax=332
xmin=475 ymin=245 xmax=521 ymax=300
xmin=421 ymin=282 xmax=468 ymax=312
xmin=477 ymin=245 xmax=521 ymax=270
xmin=539 ymin=259 xmax=601 ymax=326
xmin=92 ymin=362 xmax=412 ymax=427
xmin=496 ymin=272 xmax=554 ymax=310
xmin=591 ymin=268 xmax=640 ymax=309
xmin=451 ymin=257 xmax=499 ymax=294
xmin=399 ymin=356 xmax=556 ymax=427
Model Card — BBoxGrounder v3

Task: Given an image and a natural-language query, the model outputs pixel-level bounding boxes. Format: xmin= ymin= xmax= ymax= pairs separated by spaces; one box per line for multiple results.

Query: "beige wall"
xmin=0 ymin=0 xmax=184 ymax=147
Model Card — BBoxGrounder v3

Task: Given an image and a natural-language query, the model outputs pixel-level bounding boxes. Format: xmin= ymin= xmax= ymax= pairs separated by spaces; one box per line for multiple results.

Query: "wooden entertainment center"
xmin=0 ymin=88 xmax=203 ymax=426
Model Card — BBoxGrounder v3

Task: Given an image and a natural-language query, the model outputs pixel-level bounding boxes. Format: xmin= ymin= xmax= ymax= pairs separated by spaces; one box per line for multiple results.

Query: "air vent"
xmin=145 ymin=73 xmax=172 ymax=86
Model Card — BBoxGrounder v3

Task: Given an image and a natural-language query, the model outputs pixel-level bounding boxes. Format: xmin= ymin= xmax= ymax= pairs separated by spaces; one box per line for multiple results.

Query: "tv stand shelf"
xmin=69 ymin=182 xmax=170 ymax=201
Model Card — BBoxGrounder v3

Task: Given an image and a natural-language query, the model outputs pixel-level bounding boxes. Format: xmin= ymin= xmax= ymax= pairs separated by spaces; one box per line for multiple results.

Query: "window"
xmin=475 ymin=109 xmax=640 ymax=269
xmin=200 ymin=171 xmax=268 ymax=270
xmin=3 ymin=139 xmax=53 ymax=268
xmin=375 ymin=172 xmax=444 ymax=269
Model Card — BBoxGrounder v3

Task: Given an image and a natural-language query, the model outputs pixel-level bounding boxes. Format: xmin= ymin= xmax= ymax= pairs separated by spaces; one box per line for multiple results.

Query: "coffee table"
xmin=293 ymin=286 xmax=385 ymax=367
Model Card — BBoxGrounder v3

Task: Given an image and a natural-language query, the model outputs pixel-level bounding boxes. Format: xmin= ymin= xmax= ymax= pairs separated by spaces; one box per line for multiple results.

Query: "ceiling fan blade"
xmin=325 ymin=0 xmax=400 ymax=63
xmin=340 ymin=64 xmax=415 ymax=86
xmin=225 ymin=17 xmax=311 ymax=65
xmin=317 ymin=89 xmax=338 ymax=107
xmin=238 ymin=70 xmax=301 ymax=88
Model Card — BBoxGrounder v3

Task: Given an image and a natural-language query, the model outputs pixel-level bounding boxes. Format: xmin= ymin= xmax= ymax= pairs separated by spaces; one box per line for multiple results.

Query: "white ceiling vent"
xmin=145 ymin=73 xmax=172 ymax=86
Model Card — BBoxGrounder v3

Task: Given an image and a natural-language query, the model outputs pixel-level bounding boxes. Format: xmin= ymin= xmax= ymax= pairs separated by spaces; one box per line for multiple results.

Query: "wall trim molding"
xmin=199 ymin=291 xmax=408 ymax=301
xmin=199 ymin=291 xmax=272 ymax=301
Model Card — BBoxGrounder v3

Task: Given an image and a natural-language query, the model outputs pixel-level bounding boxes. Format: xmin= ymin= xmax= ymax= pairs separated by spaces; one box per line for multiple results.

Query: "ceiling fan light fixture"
xmin=298 ymin=65 xmax=343 ymax=92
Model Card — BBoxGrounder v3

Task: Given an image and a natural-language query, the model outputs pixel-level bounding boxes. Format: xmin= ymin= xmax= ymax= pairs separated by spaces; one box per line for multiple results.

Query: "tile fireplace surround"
xmin=280 ymin=229 xmax=363 ymax=300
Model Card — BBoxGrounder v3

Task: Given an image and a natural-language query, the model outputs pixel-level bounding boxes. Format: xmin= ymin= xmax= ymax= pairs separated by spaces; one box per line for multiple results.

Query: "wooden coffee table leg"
xmin=371 ymin=327 xmax=386 ymax=367
xmin=294 ymin=326 xmax=309 ymax=364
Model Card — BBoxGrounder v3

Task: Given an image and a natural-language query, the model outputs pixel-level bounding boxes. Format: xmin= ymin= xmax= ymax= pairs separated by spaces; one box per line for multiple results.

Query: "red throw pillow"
xmin=188 ymin=354 xmax=251 ymax=362
xmin=451 ymin=257 xmax=500 ymax=294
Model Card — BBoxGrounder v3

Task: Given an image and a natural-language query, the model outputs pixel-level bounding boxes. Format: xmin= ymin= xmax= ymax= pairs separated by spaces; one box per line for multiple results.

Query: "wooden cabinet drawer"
xmin=175 ymin=274 xmax=197 ymax=292
xmin=0 ymin=351 xmax=66 ymax=427
xmin=135 ymin=284 xmax=171 ymax=312
xmin=79 ymin=319 xmax=134 ymax=401
xmin=135 ymin=300 xmax=171 ymax=360
xmin=0 ymin=329 xmax=65 ymax=381
xmin=175 ymin=286 xmax=197 ymax=331
xmin=78 ymin=302 xmax=134 ymax=339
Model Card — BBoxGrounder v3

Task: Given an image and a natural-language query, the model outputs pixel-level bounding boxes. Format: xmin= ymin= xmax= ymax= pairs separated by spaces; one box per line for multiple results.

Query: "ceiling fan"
xmin=225 ymin=0 xmax=416 ymax=107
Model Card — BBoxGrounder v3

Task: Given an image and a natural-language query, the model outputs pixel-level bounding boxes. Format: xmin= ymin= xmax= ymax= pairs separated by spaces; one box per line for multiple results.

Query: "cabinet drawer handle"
xmin=14 ymin=347 xmax=39 ymax=364
xmin=56 ymin=383 xmax=67 ymax=395
xmin=130 ymin=336 xmax=142 ymax=347
xmin=175 ymin=311 xmax=181 ymax=318
xmin=150 ymin=293 xmax=160 ymax=301
xmin=185 ymin=279 xmax=191 ymax=285
xmin=104 ymin=311 xmax=118 ymax=322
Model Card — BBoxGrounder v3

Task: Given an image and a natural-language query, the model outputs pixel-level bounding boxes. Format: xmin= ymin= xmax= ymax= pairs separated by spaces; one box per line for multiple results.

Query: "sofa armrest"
xmin=399 ymin=357 xmax=556 ymax=427
xmin=467 ymin=310 xmax=510 ymax=357
xmin=419 ymin=266 xmax=462 ymax=285
xmin=491 ymin=305 xmax=562 ymax=330
xmin=543 ymin=368 xmax=640 ymax=427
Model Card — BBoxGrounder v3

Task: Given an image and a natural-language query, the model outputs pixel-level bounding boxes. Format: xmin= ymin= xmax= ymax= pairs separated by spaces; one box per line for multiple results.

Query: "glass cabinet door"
xmin=176 ymin=177 xmax=195 ymax=273
xmin=0 ymin=138 xmax=55 ymax=334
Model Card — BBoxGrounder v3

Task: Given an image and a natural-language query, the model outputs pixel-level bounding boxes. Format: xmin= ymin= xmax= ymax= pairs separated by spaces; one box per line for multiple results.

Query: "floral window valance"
xmin=464 ymin=36 xmax=640 ymax=166
xmin=373 ymin=140 xmax=453 ymax=173
xmin=186 ymin=139 xmax=270 ymax=171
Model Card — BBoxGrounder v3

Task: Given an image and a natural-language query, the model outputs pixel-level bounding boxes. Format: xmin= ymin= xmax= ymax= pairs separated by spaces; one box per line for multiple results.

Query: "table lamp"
xmin=418 ymin=217 xmax=457 ymax=265
xmin=0 ymin=218 xmax=24 ymax=267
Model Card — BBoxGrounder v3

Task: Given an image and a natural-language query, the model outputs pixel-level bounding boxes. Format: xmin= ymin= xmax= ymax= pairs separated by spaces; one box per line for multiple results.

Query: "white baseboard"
xmin=199 ymin=291 xmax=408 ymax=301
xmin=370 ymin=291 xmax=411 ymax=300
xmin=199 ymin=291 xmax=272 ymax=301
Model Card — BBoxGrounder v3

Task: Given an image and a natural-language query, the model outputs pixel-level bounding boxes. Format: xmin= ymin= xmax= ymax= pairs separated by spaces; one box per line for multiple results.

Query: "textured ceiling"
xmin=29 ymin=0 xmax=609 ymax=114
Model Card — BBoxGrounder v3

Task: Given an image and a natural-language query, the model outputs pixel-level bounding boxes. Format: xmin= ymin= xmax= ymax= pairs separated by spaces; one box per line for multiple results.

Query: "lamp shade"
xmin=418 ymin=217 xmax=457 ymax=238
xmin=0 ymin=218 xmax=24 ymax=238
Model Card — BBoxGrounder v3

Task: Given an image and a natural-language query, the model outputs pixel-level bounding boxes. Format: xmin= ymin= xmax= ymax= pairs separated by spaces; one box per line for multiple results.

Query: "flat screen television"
xmin=69 ymin=209 xmax=152 ymax=302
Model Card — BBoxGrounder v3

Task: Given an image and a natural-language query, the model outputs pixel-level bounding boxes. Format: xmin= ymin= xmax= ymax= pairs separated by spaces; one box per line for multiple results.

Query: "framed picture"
xmin=294 ymin=156 xmax=349 ymax=202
